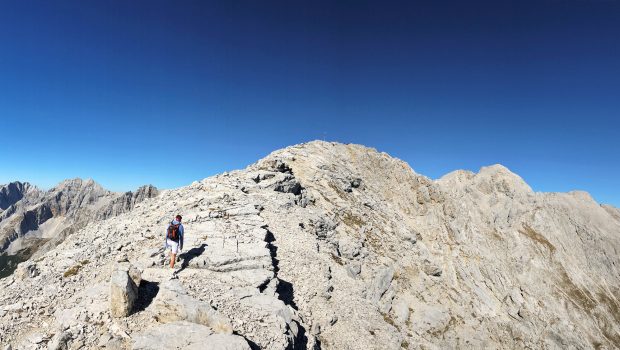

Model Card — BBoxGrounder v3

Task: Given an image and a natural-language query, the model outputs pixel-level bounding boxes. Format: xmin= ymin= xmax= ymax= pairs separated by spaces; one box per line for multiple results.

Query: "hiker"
xmin=164 ymin=215 xmax=184 ymax=269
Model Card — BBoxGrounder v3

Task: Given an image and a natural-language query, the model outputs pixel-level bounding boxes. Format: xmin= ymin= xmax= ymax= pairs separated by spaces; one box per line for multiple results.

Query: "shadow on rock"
xmin=293 ymin=320 xmax=310 ymax=350
xmin=234 ymin=331 xmax=261 ymax=350
xmin=276 ymin=279 xmax=298 ymax=311
xmin=134 ymin=280 xmax=159 ymax=312
xmin=177 ymin=243 xmax=208 ymax=273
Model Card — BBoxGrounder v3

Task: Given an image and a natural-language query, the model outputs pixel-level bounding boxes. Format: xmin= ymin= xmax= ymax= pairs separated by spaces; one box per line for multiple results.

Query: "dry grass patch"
xmin=518 ymin=224 xmax=555 ymax=253
xmin=63 ymin=260 xmax=89 ymax=278
xmin=330 ymin=253 xmax=344 ymax=266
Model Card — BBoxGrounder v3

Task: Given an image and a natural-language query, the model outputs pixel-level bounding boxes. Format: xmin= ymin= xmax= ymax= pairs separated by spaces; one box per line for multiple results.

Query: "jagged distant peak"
xmin=47 ymin=177 xmax=109 ymax=196
xmin=0 ymin=177 xmax=160 ymax=257
xmin=437 ymin=163 xmax=532 ymax=197
xmin=0 ymin=181 xmax=40 ymax=210
xmin=476 ymin=164 xmax=531 ymax=189
xmin=135 ymin=184 xmax=158 ymax=192
xmin=440 ymin=163 xmax=523 ymax=182
xmin=0 ymin=181 xmax=36 ymax=192
xmin=53 ymin=177 xmax=97 ymax=188
xmin=133 ymin=184 xmax=159 ymax=198
xmin=478 ymin=163 xmax=524 ymax=179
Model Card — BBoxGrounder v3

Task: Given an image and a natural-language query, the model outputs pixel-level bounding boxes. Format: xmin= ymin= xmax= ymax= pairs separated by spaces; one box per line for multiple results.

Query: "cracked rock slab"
xmin=132 ymin=321 xmax=250 ymax=350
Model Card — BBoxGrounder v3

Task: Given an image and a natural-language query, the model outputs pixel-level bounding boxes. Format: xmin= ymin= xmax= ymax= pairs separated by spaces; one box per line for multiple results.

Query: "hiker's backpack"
xmin=167 ymin=222 xmax=180 ymax=241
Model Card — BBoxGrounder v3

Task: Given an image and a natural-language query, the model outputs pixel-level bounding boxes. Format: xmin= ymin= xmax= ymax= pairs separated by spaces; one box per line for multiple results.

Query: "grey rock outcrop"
xmin=110 ymin=269 xmax=139 ymax=318
xmin=0 ymin=141 xmax=619 ymax=349
xmin=133 ymin=321 xmax=250 ymax=350
xmin=367 ymin=266 xmax=394 ymax=303
xmin=151 ymin=280 xmax=233 ymax=334
xmin=14 ymin=262 xmax=39 ymax=280
xmin=46 ymin=331 xmax=70 ymax=350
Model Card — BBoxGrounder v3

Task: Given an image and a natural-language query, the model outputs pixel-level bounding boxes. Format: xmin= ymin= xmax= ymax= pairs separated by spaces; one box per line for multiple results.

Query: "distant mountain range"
xmin=0 ymin=179 xmax=158 ymax=261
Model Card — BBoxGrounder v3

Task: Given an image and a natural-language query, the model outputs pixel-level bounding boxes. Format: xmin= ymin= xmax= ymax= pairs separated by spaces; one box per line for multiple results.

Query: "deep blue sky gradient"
xmin=1 ymin=1 xmax=619 ymax=206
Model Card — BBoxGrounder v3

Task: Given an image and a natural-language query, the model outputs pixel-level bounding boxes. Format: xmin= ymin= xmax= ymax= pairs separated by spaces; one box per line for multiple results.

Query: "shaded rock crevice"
xmin=262 ymin=227 xmax=309 ymax=349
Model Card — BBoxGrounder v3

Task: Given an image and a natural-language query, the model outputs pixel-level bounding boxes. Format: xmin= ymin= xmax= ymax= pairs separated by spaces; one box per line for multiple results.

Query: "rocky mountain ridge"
xmin=0 ymin=140 xmax=619 ymax=350
xmin=0 ymin=182 xmax=36 ymax=212
xmin=0 ymin=179 xmax=159 ymax=259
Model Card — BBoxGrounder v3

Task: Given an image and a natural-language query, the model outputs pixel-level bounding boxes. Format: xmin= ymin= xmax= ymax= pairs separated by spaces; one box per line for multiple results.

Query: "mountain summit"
xmin=0 ymin=141 xmax=618 ymax=349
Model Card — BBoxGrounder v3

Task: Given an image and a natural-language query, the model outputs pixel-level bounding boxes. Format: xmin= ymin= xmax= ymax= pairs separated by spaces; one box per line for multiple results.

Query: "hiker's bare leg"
xmin=170 ymin=253 xmax=176 ymax=268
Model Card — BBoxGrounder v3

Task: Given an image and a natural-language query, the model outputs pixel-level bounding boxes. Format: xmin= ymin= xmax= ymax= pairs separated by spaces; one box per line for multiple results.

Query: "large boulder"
xmin=14 ymin=262 xmax=39 ymax=280
xmin=110 ymin=265 xmax=140 ymax=317
xmin=150 ymin=280 xmax=233 ymax=334
xmin=116 ymin=262 xmax=142 ymax=287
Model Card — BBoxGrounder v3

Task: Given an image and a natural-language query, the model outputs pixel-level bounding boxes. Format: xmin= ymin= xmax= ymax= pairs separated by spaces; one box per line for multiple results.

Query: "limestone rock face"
xmin=97 ymin=185 xmax=160 ymax=220
xmin=0 ymin=141 xmax=619 ymax=349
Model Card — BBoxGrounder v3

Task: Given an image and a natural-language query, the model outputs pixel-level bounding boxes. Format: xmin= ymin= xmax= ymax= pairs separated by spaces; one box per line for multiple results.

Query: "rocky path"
xmin=0 ymin=165 xmax=312 ymax=349
xmin=133 ymin=174 xmax=310 ymax=350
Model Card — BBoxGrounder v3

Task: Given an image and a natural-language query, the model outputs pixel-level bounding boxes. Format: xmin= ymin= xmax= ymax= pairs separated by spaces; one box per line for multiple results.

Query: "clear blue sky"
xmin=0 ymin=1 xmax=618 ymax=206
